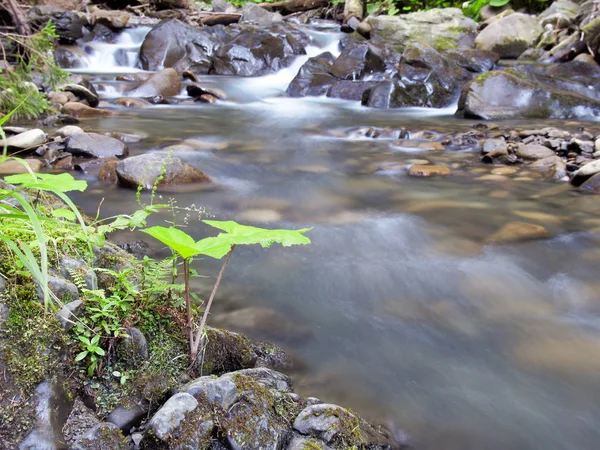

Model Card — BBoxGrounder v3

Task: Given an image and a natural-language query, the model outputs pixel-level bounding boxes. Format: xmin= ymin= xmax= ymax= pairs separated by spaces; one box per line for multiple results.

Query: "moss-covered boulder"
xmin=475 ymin=13 xmax=543 ymax=58
xmin=71 ymin=422 xmax=129 ymax=450
xmin=366 ymin=8 xmax=477 ymax=53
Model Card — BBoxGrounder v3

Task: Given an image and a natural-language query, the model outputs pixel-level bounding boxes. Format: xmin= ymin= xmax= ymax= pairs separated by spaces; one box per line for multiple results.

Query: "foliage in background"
xmin=0 ymin=21 xmax=69 ymax=120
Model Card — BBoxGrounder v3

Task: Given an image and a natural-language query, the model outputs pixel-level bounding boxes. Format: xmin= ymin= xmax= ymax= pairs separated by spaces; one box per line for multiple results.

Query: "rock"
xmin=55 ymin=125 xmax=84 ymax=138
xmin=197 ymin=328 xmax=259 ymax=375
xmin=457 ymin=67 xmax=600 ymax=120
xmin=124 ymin=68 xmax=182 ymax=98
xmin=486 ymin=222 xmax=549 ymax=243
xmin=139 ymin=19 xmax=217 ymax=73
xmin=482 ymin=138 xmax=505 ymax=153
xmin=446 ymin=48 xmax=500 ymax=73
xmin=18 ymin=381 xmax=73 ymax=450
xmin=65 ymin=133 xmax=127 ymax=159
xmin=408 ymin=164 xmax=451 ymax=176
xmin=241 ymin=3 xmax=283 ymax=26
xmin=144 ymin=393 xmax=198 ymax=441
xmin=1 ymin=129 xmax=47 ymax=150
xmin=211 ymin=306 xmax=312 ymax=343
xmin=54 ymin=47 xmax=86 ymax=70
xmin=38 ymin=275 xmax=79 ymax=305
xmin=286 ymin=435 xmax=333 ymax=450
xmin=62 ymin=398 xmax=100 ymax=446
xmin=529 ymin=155 xmax=567 ymax=179
xmin=580 ymin=172 xmax=600 ymax=193
xmin=538 ymin=0 xmax=580 ymax=28
xmin=56 ymin=300 xmax=83 ymax=330
xmin=186 ymin=83 xmax=227 ymax=100
xmin=60 ymin=257 xmax=97 ymax=290
xmin=89 ymin=7 xmax=131 ymax=29
xmin=71 ymin=423 xmax=129 ymax=450
xmin=480 ymin=4 xmax=512 ymax=21
xmin=574 ymin=53 xmax=597 ymax=64
xmin=117 ymin=327 xmax=149 ymax=365
xmin=329 ymin=44 xmax=385 ymax=80
xmin=287 ymin=52 xmax=337 ymax=97
xmin=28 ymin=6 xmax=88 ymax=44
xmin=115 ymin=97 xmax=151 ymax=108
xmin=0 ymin=159 xmax=43 ymax=174
xmin=61 ymin=102 xmax=112 ymax=117
xmin=98 ymin=160 xmax=119 ymax=183
xmin=571 ymin=159 xmax=600 ymax=186
xmin=366 ymin=8 xmax=477 ymax=53
xmin=107 ymin=404 xmax=145 ymax=433
xmin=516 ymin=143 xmax=555 ymax=159
xmin=475 ymin=13 xmax=543 ymax=58
xmin=182 ymin=375 xmax=240 ymax=408
xmin=327 ymin=80 xmax=377 ymax=101
xmin=116 ymin=153 xmax=211 ymax=190
xmin=61 ymin=84 xmax=100 ymax=108
xmin=48 ymin=90 xmax=77 ymax=105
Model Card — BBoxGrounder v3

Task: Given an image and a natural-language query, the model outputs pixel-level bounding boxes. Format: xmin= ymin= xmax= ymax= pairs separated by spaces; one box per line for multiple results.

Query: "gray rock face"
xmin=182 ymin=375 xmax=240 ymax=409
xmin=61 ymin=84 xmax=100 ymax=108
xmin=457 ymin=67 xmax=600 ymax=120
xmin=538 ymin=0 xmax=580 ymax=28
xmin=18 ymin=381 xmax=73 ymax=450
xmin=329 ymin=44 xmax=386 ymax=80
xmin=71 ymin=423 xmax=129 ymax=450
xmin=116 ymin=153 xmax=212 ymax=190
xmin=287 ymin=52 xmax=337 ymax=98
xmin=55 ymin=126 xmax=84 ymax=138
xmin=65 ymin=133 xmax=128 ymax=158
xmin=124 ymin=68 xmax=182 ymax=98
xmin=60 ymin=257 xmax=97 ymax=290
xmin=293 ymin=404 xmax=354 ymax=443
xmin=1 ymin=129 xmax=47 ymax=150
xmin=516 ymin=143 xmax=556 ymax=159
xmin=241 ymin=3 xmax=283 ymax=26
xmin=56 ymin=300 xmax=83 ymax=330
xmin=117 ymin=327 xmax=149 ymax=364
xmin=107 ymin=404 xmax=146 ymax=432
xmin=62 ymin=398 xmax=100 ymax=446
xmin=145 ymin=393 xmax=198 ymax=441
xmin=571 ymin=159 xmax=600 ymax=186
xmin=38 ymin=275 xmax=79 ymax=304
xmin=29 ymin=6 xmax=88 ymax=44
xmin=286 ymin=434 xmax=333 ymax=450
xmin=475 ymin=13 xmax=543 ymax=58
xmin=579 ymin=172 xmax=600 ymax=192
xmin=366 ymin=8 xmax=477 ymax=53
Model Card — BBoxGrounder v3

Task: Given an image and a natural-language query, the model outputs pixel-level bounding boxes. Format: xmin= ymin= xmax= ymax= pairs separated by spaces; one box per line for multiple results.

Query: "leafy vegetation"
xmin=0 ymin=21 xmax=69 ymax=120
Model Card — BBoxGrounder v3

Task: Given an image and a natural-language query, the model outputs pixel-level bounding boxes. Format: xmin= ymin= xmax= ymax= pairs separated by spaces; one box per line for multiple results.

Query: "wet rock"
xmin=65 ymin=133 xmax=127 ymax=159
xmin=54 ymin=47 xmax=85 ymax=70
xmin=55 ymin=125 xmax=84 ymax=138
xmin=571 ymin=159 xmax=600 ymax=186
xmin=574 ymin=53 xmax=597 ymax=64
xmin=116 ymin=153 xmax=211 ymax=190
xmin=482 ymin=138 xmax=506 ymax=153
xmin=89 ymin=7 xmax=131 ymax=29
xmin=124 ymin=68 xmax=182 ymax=98
xmin=71 ymin=422 xmax=129 ymax=450
xmin=115 ymin=97 xmax=151 ymax=108
xmin=107 ymin=404 xmax=146 ymax=433
xmin=287 ymin=52 xmax=337 ymax=97
xmin=39 ymin=275 xmax=79 ymax=305
xmin=117 ymin=327 xmax=149 ymax=364
xmin=475 ymin=13 xmax=542 ymax=58
xmin=212 ymin=28 xmax=305 ymax=76
xmin=486 ymin=221 xmax=549 ymax=243
xmin=48 ymin=90 xmax=77 ymax=106
xmin=62 ymin=102 xmax=112 ymax=117
xmin=18 ymin=381 xmax=73 ymax=450
xmin=1 ymin=129 xmax=47 ymax=150
xmin=197 ymin=328 xmax=259 ymax=374
xmin=61 ymin=84 xmax=100 ymax=108
xmin=56 ymin=300 xmax=83 ymax=330
xmin=529 ymin=155 xmax=567 ymax=179
xmin=62 ymin=398 xmax=100 ymax=446
xmin=98 ymin=160 xmax=119 ymax=183
xmin=579 ymin=172 xmax=600 ymax=193
xmin=181 ymin=374 xmax=240 ymax=408
xmin=538 ymin=0 xmax=580 ymax=28
xmin=29 ymin=6 xmax=88 ymax=44
xmin=144 ymin=393 xmax=198 ymax=441
xmin=327 ymin=80 xmax=377 ymax=101
xmin=140 ymin=19 xmax=217 ymax=73
xmin=286 ymin=435 xmax=333 ymax=450
xmin=366 ymin=8 xmax=477 ymax=53
xmin=60 ymin=257 xmax=97 ymax=290
xmin=186 ymin=83 xmax=227 ymax=100
xmin=516 ymin=143 xmax=555 ymax=159
xmin=241 ymin=3 xmax=283 ymax=26
xmin=445 ymin=48 xmax=500 ymax=73
xmin=0 ymin=159 xmax=43 ymax=174
xmin=457 ymin=67 xmax=600 ymax=120
xmin=329 ymin=44 xmax=386 ymax=80
xmin=408 ymin=164 xmax=451 ymax=176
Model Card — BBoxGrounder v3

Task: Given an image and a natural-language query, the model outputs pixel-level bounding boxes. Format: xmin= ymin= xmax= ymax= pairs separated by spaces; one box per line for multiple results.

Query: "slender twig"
xmin=190 ymin=245 xmax=236 ymax=359
xmin=182 ymin=258 xmax=195 ymax=360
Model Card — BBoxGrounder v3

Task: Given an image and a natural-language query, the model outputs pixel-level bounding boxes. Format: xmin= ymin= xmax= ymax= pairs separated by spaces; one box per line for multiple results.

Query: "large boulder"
xmin=329 ymin=44 xmax=386 ymax=80
xmin=139 ymin=19 xmax=218 ymax=73
xmin=538 ymin=0 xmax=580 ymax=28
xmin=211 ymin=28 xmax=305 ymax=76
xmin=475 ymin=13 xmax=543 ymax=58
xmin=116 ymin=153 xmax=212 ymax=190
xmin=71 ymin=423 xmax=129 ymax=450
xmin=287 ymin=52 xmax=337 ymax=97
xmin=366 ymin=8 xmax=477 ymax=53
xmin=29 ymin=6 xmax=89 ymax=44
xmin=457 ymin=66 xmax=600 ymax=119
xmin=124 ymin=68 xmax=182 ymax=98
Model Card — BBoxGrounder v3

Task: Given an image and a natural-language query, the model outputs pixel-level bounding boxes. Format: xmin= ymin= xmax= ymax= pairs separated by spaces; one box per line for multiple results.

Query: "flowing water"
xmin=58 ymin=22 xmax=600 ymax=450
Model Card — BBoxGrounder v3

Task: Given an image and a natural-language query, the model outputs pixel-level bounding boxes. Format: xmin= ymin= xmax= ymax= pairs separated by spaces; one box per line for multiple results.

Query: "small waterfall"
xmin=69 ymin=27 xmax=151 ymax=74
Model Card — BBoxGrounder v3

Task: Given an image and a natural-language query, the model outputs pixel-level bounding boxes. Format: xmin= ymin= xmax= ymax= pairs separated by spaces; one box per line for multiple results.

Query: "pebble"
xmin=408 ymin=164 xmax=451 ymax=177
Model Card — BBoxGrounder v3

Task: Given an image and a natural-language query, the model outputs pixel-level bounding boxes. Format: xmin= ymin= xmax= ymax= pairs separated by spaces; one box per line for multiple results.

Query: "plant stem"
xmin=182 ymin=258 xmax=194 ymax=360
xmin=190 ymin=245 xmax=236 ymax=360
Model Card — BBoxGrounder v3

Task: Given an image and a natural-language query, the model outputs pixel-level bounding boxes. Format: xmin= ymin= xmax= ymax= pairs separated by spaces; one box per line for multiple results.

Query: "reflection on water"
xmin=61 ymin=24 xmax=600 ymax=450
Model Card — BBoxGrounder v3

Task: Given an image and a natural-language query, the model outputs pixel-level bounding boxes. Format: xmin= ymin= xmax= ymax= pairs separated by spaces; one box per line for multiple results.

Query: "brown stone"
xmin=408 ymin=164 xmax=451 ymax=177
xmin=62 ymin=102 xmax=113 ymax=117
xmin=0 ymin=158 xmax=43 ymax=174
xmin=98 ymin=160 xmax=119 ymax=183
xmin=486 ymin=221 xmax=549 ymax=244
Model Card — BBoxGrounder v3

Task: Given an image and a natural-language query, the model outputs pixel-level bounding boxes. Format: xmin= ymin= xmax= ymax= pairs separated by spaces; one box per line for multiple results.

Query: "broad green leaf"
xmin=75 ymin=351 xmax=88 ymax=361
xmin=194 ymin=236 xmax=236 ymax=259
xmin=489 ymin=0 xmax=510 ymax=5
xmin=51 ymin=208 xmax=76 ymax=221
xmin=4 ymin=173 xmax=87 ymax=193
xmin=93 ymin=347 xmax=105 ymax=356
xmin=141 ymin=226 xmax=202 ymax=259
xmin=203 ymin=220 xmax=312 ymax=248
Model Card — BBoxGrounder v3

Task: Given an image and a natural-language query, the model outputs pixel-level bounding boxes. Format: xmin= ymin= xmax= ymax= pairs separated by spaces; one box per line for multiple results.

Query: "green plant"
xmin=0 ymin=21 xmax=69 ymax=120
xmin=75 ymin=334 xmax=106 ymax=376
xmin=142 ymin=220 xmax=312 ymax=361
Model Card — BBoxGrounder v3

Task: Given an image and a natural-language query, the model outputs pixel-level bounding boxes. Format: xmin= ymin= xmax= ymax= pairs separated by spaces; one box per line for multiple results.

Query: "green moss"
xmin=432 ymin=35 xmax=458 ymax=50
xmin=198 ymin=328 xmax=257 ymax=376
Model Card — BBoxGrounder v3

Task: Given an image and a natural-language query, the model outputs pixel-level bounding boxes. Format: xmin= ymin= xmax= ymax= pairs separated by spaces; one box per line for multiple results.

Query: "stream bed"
xmin=59 ymin=22 xmax=600 ymax=450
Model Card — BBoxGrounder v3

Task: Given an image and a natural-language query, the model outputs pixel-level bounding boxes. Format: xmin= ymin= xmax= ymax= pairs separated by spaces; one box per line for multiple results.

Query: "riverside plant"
xmin=142 ymin=221 xmax=312 ymax=362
